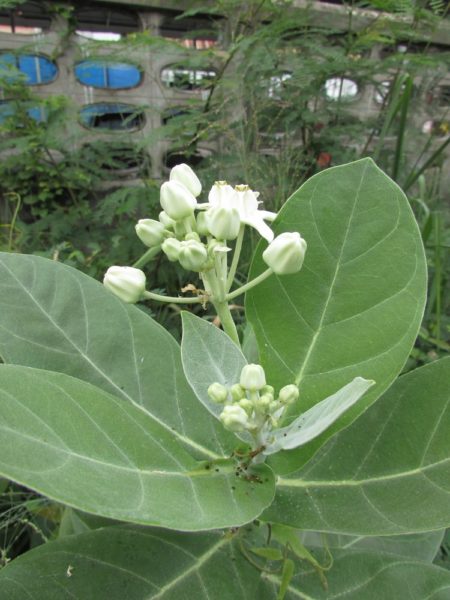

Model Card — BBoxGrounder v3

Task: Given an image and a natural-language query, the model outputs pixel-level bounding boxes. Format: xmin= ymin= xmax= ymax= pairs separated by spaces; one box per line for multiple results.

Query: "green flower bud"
xmin=159 ymin=210 xmax=176 ymax=229
xmin=178 ymin=239 xmax=208 ymax=272
xmin=207 ymin=382 xmax=228 ymax=404
xmin=135 ymin=219 xmax=165 ymax=247
xmin=261 ymin=385 xmax=275 ymax=396
xmin=205 ymin=206 xmax=241 ymax=240
xmin=262 ymin=232 xmax=307 ymax=275
xmin=220 ymin=404 xmax=249 ymax=432
xmin=162 ymin=237 xmax=182 ymax=262
xmin=103 ymin=266 xmax=146 ymax=304
xmin=196 ymin=211 xmax=210 ymax=236
xmin=230 ymin=383 xmax=246 ymax=402
xmin=185 ymin=231 xmax=201 ymax=243
xmin=240 ymin=364 xmax=266 ymax=391
xmin=238 ymin=398 xmax=254 ymax=415
xmin=278 ymin=384 xmax=299 ymax=404
xmin=170 ymin=163 xmax=202 ymax=197
xmin=160 ymin=180 xmax=197 ymax=220
xmin=269 ymin=400 xmax=279 ymax=413
xmin=257 ymin=394 xmax=273 ymax=411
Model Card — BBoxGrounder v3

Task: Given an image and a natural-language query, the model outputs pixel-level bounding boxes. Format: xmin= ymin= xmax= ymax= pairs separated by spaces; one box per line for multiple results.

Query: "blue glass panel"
xmin=75 ymin=61 xmax=141 ymax=89
xmin=0 ymin=100 xmax=47 ymax=123
xmin=0 ymin=53 xmax=57 ymax=85
xmin=79 ymin=103 xmax=145 ymax=130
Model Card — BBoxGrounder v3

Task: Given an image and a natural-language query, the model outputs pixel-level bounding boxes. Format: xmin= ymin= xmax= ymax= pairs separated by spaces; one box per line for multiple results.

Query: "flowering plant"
xmin=0 ymin=159 xmax=449 ymax=598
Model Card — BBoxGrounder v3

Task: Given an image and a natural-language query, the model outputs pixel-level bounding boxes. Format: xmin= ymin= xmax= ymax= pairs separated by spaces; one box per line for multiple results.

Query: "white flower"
xmin=103 ymin=266 xmax=146 ymax=304
xmin=204 ymin=182 xmax=277 ymax=242
xmin=205 ymin=205 xmax=241 ymax=240
xmin=170 ymin=163 xmax=202 ymax=197
xmin=262 ymin=232 xmax=307 ymax=275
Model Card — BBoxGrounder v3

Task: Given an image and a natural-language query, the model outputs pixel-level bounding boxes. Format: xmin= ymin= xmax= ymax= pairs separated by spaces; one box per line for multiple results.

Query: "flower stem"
xmin=132 ymin=246 xmax=161 ymax=269
xmin=214 ymin=300 xmax=240 ymax=347
xmin=226 ymin=224 xmax=245 ymax=291
xmin=142 ymin=290 xmax=203 ymax=304
xmin=226 ymin=267 xmax=273 ymax=301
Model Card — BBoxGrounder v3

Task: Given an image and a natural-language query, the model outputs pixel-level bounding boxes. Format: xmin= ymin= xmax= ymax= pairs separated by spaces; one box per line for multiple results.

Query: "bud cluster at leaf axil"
xmin=103 ymin=163 xmax=307 ymax=325
xmin=208 ymin=363 xmax=299 ymax=446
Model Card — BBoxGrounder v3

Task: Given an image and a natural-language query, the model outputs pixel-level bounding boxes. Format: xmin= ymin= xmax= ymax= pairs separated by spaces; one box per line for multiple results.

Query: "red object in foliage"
xmin=316 ymin=152 xmax=332 ymax=168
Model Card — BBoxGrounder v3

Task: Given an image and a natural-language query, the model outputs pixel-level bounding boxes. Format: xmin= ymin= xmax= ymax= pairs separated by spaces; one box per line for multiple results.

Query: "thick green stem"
xmin=226 ymin=224 xmax=245 ymax=291
xmin=214 ymin=300 xmax=240 ymax=347
xmin=226 ymin=267 xmax=274 ymax=301
xmin=142 ymin=290 xmax=203 ymax=304
xmin=132 ymin=246 xmax=161 ymax=269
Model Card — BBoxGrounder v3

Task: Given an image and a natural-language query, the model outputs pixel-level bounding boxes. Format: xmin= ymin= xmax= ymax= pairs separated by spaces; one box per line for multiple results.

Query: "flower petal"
xmin=242 ymin=215 xmax=274 ymax=242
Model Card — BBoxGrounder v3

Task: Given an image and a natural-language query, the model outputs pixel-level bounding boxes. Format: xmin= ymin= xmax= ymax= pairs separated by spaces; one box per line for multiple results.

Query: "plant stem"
xmin=132 ymin=246 xmax=161 ymax=269
xmin=226 ymin=225 xmax=245 ymax=291
xmin=226 ymin=267 xmax=273 ymax=301
xmin=214 ymin=300 xmax=240 ymax=347
xmin=142 ymin=290 xmax=203 ymax=304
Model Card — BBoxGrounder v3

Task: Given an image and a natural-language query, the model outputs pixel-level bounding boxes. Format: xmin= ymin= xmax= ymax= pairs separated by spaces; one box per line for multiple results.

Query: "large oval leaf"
xmin=263 ymin=358 xmax=450 ymax=535
xmin=0 ymin=526 xmax=264 ymax=600
xmin=246 ymin=158 xmax=427 ymax=466
xmin=259 ymin=549 xmax=450 ymax=599
xmin=0 ymin=252 xmax=232 ymax=460
xmin=0 ymin=365 xmax=275 ymax=530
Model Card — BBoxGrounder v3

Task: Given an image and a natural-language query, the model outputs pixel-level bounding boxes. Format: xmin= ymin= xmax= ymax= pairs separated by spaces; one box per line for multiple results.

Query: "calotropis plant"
xmin=0 ymin=158 xmax=449 ymax=599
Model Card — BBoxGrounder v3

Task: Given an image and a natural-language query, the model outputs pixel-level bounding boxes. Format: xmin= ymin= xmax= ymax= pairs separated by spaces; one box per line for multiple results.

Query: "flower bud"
xmin=230 ymin=383 xmax=246 ymax=402
xmin=261 ymin=385 xmax=275 ymax=396
xmin=170 ymin=163 xmax=202 ymax=197
xmin=103 ymin=266 xmax=146 ymax=304
xmin=196 ymin=211 xmax=210 ymax=236
xmin=135 ymin=219 xmax=165 ymax=247
xmin=238 ymin=398 xmax=254 ymax=415
xmin=278 ymin=384 xmax=299 ymax=405
xmin=240 ymin=364 xmax=266 ymax=391
xmin=220 ymin=404 xmax=249 ymax=432
xmin=257 ymin=394 xmax=273 ymax=411
xmin=207 ymin=382 xmax=228 ymax=404
xmin=160 ymin=180 xmax=197 ymax=220
xmin=262 ymin=232 xmax=307 ymax=275
xmin=185 ymin=232 xmax=201 ymax=243
xmin=205 ymin=206 xmax=241 ymax=240
xmin=162 ymin=237 xmax=182 ymax=262
xmin=159 ymin=210 xmax=176 ymax=229
xmin=178 ymin=239 xmax=208 ymax=272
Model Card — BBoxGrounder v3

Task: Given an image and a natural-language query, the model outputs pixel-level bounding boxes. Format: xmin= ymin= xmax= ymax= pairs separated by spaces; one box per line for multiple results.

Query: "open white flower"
xmin=203 ymin=182 xmax=277 ymax=242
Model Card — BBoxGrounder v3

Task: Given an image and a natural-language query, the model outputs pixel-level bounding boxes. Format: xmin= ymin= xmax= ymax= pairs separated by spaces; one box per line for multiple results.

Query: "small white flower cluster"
xmin=103 ymin=163 xmax=307 ymax=304
xmin=208 ymin=363 xmax=299 ymax=446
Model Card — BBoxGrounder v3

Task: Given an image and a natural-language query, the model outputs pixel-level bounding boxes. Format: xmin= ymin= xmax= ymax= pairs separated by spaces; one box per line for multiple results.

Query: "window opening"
xmin=75 ymin=61 xmax=142 ymax=89
xmin=0 ymin=2 xmax=51 ymax=35
xmin=75 ymin=6 xmax=140 ymax=41
xmin=0 ymin=53 xmax=57 ymax=85
xmin=324 ymin=77 xmax=358 ymax=100
xmin=79 ymin=103 xmax=145 ymax=131
xmin=161 ymin=67 xmax=216 ymax=91
xmin=160 ymin=15 xmax=218 ymax=49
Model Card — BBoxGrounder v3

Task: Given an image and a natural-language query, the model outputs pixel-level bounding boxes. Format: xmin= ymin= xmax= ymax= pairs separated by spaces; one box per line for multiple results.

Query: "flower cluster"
xmin=103 ymin=163 xmax=307 ymax=310
xmin=208 ymin=363 xmax=299 ymax=447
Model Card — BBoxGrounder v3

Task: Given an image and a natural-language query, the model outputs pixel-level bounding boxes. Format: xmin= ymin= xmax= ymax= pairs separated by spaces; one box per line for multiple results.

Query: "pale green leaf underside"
xmin=247 ymin=158 xmax=427 ymax=467
xmin=263 ymin=358 xmax=450 ymax=535
xmin=181 ymin=312 xmax=248 ymax=421
xmin=0 ymin=365 xmax=275 ymax=531
xmin=300 ymin=530 xmax=445 ymax=562
xmin=264 ymin=377 xmax=374 ymax=454
xmin=0 ymin=252 xmax=233 ymax=460
xmin=260 ymin=549 xmax=450 ymax=599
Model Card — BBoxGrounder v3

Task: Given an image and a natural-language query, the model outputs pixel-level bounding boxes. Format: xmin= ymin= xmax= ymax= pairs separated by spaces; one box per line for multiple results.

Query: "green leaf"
xmin=0 ymin=525 xmax=264 ymax=599
xmin=263 ymin=358 xmax=450 ymax=535
xmin=247 ymin=158 xmax=427 ymax=467
xmin=260 ymin=550 xmax=450 ymax=599
xmin=277 ymin=558 xmax=295 ymax=600
xmin=0 ymin=365 xmax=275 ymax=531
xmin=300 ymin=530 xmax=446 ymax=562
xmin=263 ymin=377 xmax=374 ymax=455
xmin=181 ymin=311 xmax=248 ymax=424
xmin=0 ymin=252 xmax=231 ymax=460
